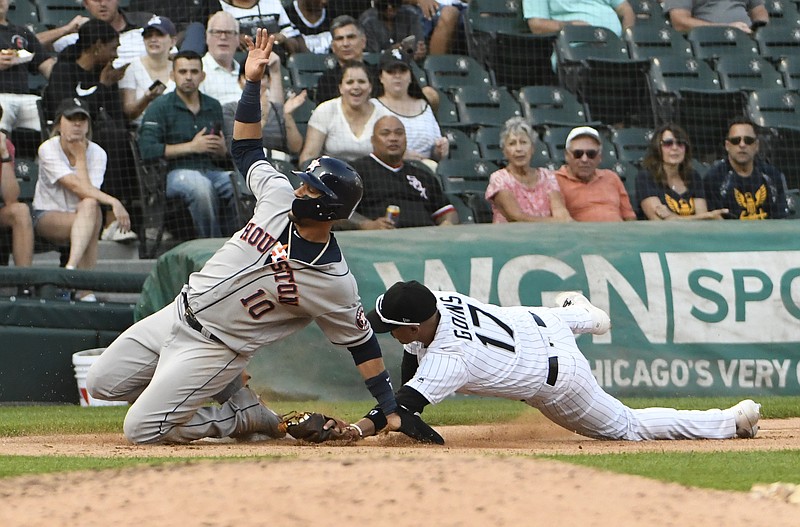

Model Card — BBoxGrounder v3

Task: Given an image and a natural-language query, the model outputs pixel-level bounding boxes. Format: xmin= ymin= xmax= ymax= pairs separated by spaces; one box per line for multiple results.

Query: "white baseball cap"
xmin=566 ymin=126 xmax=601 ymax=148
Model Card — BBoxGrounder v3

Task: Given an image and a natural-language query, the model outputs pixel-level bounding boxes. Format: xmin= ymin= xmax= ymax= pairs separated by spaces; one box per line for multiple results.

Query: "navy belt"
xmin=546 ymin=356 xmax=558 ymax=386
xmin=182 ymin=293 xmax=223 ymax=344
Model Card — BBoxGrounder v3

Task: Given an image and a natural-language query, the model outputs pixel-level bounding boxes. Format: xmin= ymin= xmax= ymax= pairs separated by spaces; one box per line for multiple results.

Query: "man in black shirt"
xmin=0 ymin=0 xmax=55 ymax=135
xmin=704 ymin=118 xmax=789 ymax=220
xmin=349 ymin=115 xmax=458 ymax=229
xmin=314 ymin=15 xmax=378 ymax=103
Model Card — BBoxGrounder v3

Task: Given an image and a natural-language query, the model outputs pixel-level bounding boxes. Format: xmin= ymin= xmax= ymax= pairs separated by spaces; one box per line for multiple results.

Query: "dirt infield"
xmin=0 ymin=414 xmax=798 ymax=526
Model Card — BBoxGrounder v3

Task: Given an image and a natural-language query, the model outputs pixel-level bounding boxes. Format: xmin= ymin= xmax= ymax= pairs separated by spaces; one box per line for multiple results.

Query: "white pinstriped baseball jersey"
xmin=185 ymin=158 xmax=372 ymax=356
xmin=403 ymin=291 xmax=741 ymax=440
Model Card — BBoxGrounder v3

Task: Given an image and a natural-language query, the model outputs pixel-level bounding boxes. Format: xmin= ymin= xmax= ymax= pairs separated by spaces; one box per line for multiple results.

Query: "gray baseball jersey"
xmin=86 ymin=143 xmax=373 ymax=444
xmin=403 ymin=291 xmax=739 ymax=440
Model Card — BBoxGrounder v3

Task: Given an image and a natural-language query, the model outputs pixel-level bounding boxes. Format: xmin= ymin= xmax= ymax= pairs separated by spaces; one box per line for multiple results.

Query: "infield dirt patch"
xmin=0 ymin=413 xmax=798 ymax=526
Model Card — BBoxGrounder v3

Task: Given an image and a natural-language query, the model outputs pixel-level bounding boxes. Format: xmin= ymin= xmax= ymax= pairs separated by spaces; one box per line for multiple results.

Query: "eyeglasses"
xmin=207 ymin=29 xmax=238 ymax=38
xmin=569 ymin=149 xmax=599 ymax=159
xmin=661 ymin=138 xmax=688 ymax=148
xmin=727 ymin=136 xmax=757 ymax=146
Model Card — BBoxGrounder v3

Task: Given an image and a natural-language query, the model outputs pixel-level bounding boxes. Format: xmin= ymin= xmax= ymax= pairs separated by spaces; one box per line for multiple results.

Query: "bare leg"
xmin=0 ymin=202 xmax=33 ymax=266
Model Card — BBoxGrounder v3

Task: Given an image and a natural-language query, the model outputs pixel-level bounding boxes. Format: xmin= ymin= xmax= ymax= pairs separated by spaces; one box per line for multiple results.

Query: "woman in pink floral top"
xmin=485 ymin=117 xmax=572 ymax=223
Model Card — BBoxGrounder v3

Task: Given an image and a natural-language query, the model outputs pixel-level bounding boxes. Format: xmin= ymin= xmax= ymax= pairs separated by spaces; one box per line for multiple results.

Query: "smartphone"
xmin=206 ymin=121 xmax=222 ymax=135
xmin=149 ymin=79 xmax=165 ymax=91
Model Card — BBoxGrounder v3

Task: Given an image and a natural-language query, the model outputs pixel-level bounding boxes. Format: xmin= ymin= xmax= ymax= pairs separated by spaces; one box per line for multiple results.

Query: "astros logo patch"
xmin=355 ymin=306 xmax=369 ymax=331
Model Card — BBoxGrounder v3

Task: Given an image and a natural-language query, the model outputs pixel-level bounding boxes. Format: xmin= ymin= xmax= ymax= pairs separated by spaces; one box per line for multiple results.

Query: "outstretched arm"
xmin=233 ymin=28 xmax=276 ymax=141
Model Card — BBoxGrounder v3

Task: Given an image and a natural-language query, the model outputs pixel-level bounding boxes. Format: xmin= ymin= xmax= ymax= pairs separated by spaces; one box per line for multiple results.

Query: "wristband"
xmin=365 ymin=370 xmax=398 ymax=415
xmin=234 ymin=79 xmax=262 ymax=124
xmin=364 ymin=406 xmax=388 ymax=431
xmin=348 ymin=423 xmax=364 ymax=438
xmin=0 ymin=156 xmax=11 ymax=163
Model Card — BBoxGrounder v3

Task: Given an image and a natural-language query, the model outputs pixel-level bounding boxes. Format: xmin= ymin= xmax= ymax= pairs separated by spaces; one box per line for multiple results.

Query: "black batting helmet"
xmin=291 ymin=156 xmax=364 ymax=221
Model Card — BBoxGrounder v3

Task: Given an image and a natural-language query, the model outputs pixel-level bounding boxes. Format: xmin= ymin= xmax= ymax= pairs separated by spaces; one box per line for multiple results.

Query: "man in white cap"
xmin=554 ymin=126 xmax=636 ymax=222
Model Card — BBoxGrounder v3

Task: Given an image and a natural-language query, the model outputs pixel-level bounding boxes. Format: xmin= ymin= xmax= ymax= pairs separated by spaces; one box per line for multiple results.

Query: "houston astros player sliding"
xmin=86 ymin=29 xmax=411 ymax=444
xmin=341 ymin=281 xmax=762 ymax=442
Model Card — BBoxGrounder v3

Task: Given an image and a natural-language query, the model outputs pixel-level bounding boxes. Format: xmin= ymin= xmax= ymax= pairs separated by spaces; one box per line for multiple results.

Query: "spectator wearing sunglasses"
xmin=554 ymin=126 xmax=636 ymax=222
xmin=635 ymin=123 xmax=728 ymax=220
xmin=704 ymin=119 xmax=789 ymax=220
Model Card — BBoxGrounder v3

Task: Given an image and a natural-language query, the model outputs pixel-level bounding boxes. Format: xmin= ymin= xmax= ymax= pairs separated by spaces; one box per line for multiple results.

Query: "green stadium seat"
xmin=423 ymin=54 xmax=492 ymax=93
xmin=517 ymin=86 xmax=592 ymax=127
xmin=625 ymin=26 xmax=693 ymax=60
xmin=747 ymin=88 xmax=800 ymax=129
xmin=715 ymin=55 xmax=785 ymax=91
xmin=611 ymin=127 xmax=654 ymax=166
xmin=686 ymin=26 xmax=759 ymax=61
xmin=37 ymin=0 xmax=89 ymax=29
xmin=441 ymin=128 xmax=480 ymax=160
xmin=451 ymin=86 xmax=522 ymax=130
xmin=753 ymin=24 xmax=800 ymax=61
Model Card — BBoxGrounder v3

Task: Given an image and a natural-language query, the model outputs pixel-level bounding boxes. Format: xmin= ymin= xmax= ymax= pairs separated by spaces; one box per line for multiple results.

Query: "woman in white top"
xmin=299 ymin=61 xmax=389 ymax=165
xmin=33 ymin=99 xmax=131 ymax=290
xmin=119 ymin=16 xmax=176 ymax=128
xmin=374 ymin=48 xmax=448 ymax=162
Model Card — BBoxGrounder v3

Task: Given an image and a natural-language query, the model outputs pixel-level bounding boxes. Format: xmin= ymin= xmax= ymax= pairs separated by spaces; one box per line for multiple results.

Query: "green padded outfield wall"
xmin=137 ymin=221 xmax=800 ymax=400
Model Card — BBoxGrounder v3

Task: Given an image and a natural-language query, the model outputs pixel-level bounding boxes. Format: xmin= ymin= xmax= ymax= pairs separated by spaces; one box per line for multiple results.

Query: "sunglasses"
xmin=569 ymin=149 xmax=599 ymax=159
xmin=727 ymin=136 xmax=757 ymax=146
xmin=661 ymin=138 xmax=688 ymax=148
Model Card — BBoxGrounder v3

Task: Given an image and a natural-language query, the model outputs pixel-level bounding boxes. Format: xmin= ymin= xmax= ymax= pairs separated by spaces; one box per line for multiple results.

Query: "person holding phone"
xmin=44 ymin=19 xmax=140 ymax=241
xmin=120 ymin=16 xmax=177 ymax=128
xmin=359 ymin=0 xmax=426 ymax=61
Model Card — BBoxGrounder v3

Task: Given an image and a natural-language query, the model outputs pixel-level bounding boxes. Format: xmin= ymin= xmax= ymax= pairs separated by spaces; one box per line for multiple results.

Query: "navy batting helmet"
xmin=291 ymin=156 xmax=364 ymax=221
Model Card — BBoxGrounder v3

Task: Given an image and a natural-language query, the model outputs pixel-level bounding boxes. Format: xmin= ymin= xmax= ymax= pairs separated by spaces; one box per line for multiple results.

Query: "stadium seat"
xmin=625 ymin=26 xmax=693 ymax=60
xmin=555 ymin=26 xmax=652 ymax=126
xmin=435 ymin=159 xmax=498 ymax=223
xmin=692 ymin=159 xmax=711 ymax=179
xmin=492 ymin=31 xmax=559 ymax=90
xmin=629 ymin=0 xmax=669 ymax=28
xmin=286 ymin=53 xmax=337 ymax=93
xmin=516 ymin=86 xmax=592 ymax=127
xmin=648 ymin=55 xmax=722 ymax=122
xmin=777 ymin=55 xmax=800 ymax=88
xmin=473 ymin=126 xmax=505 ymax=163
xmin=763 ymin=0 xmax=800 ymax=27
xmin=37 ymin=0 xmax=89 ymax=29
xmin=763 ymin=125 xmax=800 ymax=189
xmin=679 ymin=89 xmax=749 ymax=161
xmin=442 ymin=128 xmax=480 ymax=160
xmin=753 ymin=24 xmax=800 ymax=61
xmin=451 ymin=86 xmax=522 ymax=130
xmin=434 ymin=89 xmax=461 ymax=128
xmin=541 ymin=126 xmax=618 ymax=167
xmin=611 ymin=127 xmax=654 ymax=166
xmin=715 ymin=55 xmax=785 ymax=91
xmin=129 ymin=135 xmax=190 ymax=259
xmin=686 ymin=26 xmax=759 ymax=61
xmin=610 ymin=161 xmax=640 ymax=199
xmin=423 ymin=54 xmax=492 ymax=93
xmin=747 ymin=88 xmax=800 ymax=128
xmin=7 ymin=0 xmax=39 ymax=30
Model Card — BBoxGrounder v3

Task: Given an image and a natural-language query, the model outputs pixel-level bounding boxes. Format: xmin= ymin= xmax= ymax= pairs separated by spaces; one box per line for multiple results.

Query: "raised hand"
xmin=243 ymin=28 xmax=276 ymax=82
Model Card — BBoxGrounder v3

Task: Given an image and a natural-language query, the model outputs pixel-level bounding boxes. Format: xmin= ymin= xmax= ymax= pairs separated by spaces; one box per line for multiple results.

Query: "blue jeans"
xmin=166 ymin=168 xmax=236 ymax=238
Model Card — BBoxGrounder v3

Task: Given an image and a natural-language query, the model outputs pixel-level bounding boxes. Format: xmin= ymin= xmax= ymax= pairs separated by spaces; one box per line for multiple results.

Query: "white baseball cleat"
xmin=554 ymin=291 xmax=611 ymax=335
xmin=730 ymin=399 xmax=761 ymax=438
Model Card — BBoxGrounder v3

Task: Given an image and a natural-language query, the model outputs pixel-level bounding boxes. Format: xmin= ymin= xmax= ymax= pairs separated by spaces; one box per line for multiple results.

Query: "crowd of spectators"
xmin=0 ymin=0 xmax=795 ymax=287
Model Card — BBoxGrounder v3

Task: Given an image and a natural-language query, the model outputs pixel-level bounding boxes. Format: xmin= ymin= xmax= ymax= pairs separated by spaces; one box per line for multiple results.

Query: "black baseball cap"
xmin=366 ymin=280 xmax=438 ymax=333
xmin=379 ymin=48 xmax=411 ymax=71
xmin=55 ymin=98 xmax=91 ymax=120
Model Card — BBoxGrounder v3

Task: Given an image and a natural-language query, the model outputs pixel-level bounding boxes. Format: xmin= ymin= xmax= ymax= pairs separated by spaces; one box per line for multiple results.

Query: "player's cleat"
xmin=730 ymin=399 xmax=761 ymax=438
xmin=229 ymin=387 xmax=285 ymax=440
xmin=554 ymin=291 xmax=611 ymax=335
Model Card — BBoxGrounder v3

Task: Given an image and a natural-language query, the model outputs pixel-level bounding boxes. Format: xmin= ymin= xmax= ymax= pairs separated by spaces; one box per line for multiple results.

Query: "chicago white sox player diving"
xmin=343 ymin=280 xmax=762 ymax=442
xmin=86 ymin=29 xmax=407 ymax=444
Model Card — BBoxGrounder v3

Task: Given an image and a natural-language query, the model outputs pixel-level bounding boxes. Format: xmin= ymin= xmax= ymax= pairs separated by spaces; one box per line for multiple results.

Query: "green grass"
xmin=0 ymin=396 xmax=797 ymax=487
xmin=539 ymin=451 xmax=800 ymax=491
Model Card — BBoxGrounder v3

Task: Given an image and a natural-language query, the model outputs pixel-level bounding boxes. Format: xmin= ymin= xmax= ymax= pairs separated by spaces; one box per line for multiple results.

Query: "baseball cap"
xmin=143 ymin=15 xmax=177 ymax=37
xmin=565 ymin=126 xmax=601 ymax=148
xmin=379 ymin=48 xmax=411 ymax=71
xmin=366 ymin=280 xmax=438 ymax=333
xmin=55 ymin=98 xmax=91 ymax=120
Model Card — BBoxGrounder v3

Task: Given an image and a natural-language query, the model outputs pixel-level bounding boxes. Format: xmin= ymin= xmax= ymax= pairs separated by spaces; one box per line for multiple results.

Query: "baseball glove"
xmin=278 ymin=411 xmax=349 ymax=443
